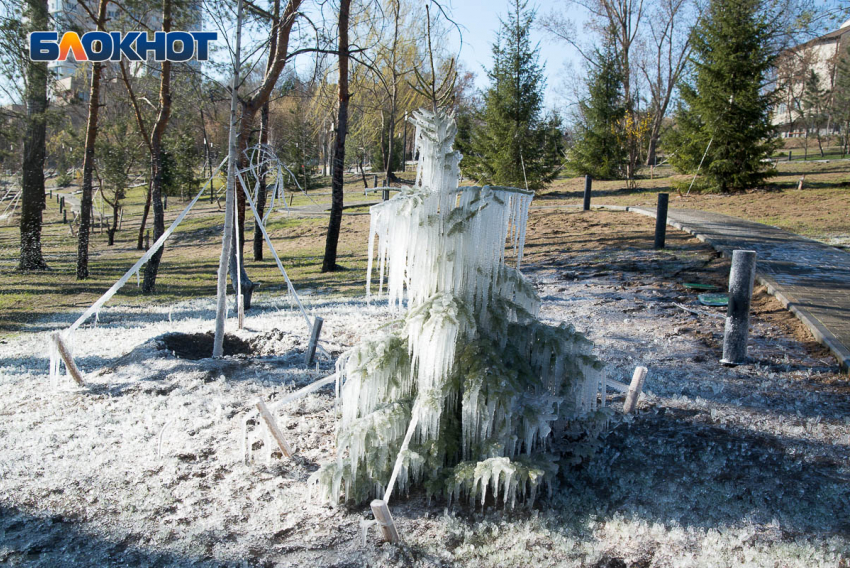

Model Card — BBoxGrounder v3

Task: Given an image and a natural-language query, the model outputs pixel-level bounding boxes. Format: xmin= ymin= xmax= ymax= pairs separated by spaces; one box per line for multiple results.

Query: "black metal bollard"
xmin=373 ymin=174 xmax=378 ymax=188
xmin=788 ymin=151 xmax=792 ymax=162
xmin=63 ymin=210 xmax=67 ymax=224
xmin=583 ymin=175 xmax=592 ymax=211
xmin=721 ymin=250 xmax=757 ymax=366
xmin=60 ymin=197 xmax=64 ymax=212
xmin=382 ymin=189 xmax=390 ymax=201
xmin=654 ymin=193 xmax=669 ymax=249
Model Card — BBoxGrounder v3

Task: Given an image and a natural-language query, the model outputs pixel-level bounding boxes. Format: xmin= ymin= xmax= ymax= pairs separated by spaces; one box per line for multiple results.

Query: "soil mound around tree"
xmin=158 ymin=331 xmax=255 ymax=360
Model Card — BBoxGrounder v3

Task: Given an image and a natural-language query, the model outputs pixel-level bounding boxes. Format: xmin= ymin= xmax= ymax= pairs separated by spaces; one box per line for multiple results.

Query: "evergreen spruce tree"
xmin=461 ymin=0 xmax=561 ymax=189
xmin=833 ymin=45 xmax=850 ymax=156
xmin=567 ymin=38 xmax=627 ymax=180
xmin=801 ymin=70 xmax=826 ymax=158
xmin=667 ymin=0 xmax=780 ymax=192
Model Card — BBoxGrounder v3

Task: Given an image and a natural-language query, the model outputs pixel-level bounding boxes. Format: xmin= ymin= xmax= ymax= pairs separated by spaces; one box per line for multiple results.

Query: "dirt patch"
xmin=158 ymin=331 xmax=255 ymax=359
xmin=522 ymin=209 xmax=836 ymax=369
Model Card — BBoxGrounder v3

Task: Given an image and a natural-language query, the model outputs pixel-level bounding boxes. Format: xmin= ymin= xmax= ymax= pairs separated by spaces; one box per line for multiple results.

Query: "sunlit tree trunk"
xmin=19 ymin=0 xmax=49 ymax=271
xmin=76 ymin=0 xmax=110 ymax=280
xmin=321 ymin=0 xmax=351 ymax=272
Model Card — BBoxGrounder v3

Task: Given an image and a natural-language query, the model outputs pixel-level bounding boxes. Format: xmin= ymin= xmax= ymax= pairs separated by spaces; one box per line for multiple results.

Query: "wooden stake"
xmin=304 ymin=316 xmax=323 ymax=366
xmin=52 ymin=332 xmax=85 ymax=386
xmin=370 ymin=499 xmax=399 ymax=543
xmin=623 ymin=366 xmax=648 ymax=414
xmin=255 ymin=399 xmax=293 ymax=458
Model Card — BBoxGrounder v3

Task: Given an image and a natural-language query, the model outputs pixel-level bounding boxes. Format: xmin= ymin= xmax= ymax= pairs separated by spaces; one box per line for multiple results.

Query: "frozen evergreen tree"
xmin=459 ymin=0 xmax=562 ymax=189
xmin=311 ymin=108 xmax=606 ymax=507
xmin=667 ymin=0 xmax=779 ymax=192
xmin=567 ymin=38 xmax=627 ymax=180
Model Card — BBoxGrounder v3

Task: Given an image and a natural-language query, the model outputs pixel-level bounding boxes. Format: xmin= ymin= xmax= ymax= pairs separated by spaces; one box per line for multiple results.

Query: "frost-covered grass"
xmin=1 ymin=240 xmax=848 ymax=566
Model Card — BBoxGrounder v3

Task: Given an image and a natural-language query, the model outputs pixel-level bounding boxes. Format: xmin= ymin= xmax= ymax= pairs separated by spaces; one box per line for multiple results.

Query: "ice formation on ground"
xmin=311 ymin=109 xmax=607 ymax=507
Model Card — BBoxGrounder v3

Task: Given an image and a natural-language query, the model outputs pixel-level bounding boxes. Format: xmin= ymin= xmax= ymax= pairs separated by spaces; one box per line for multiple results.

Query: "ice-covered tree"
xmin=312 ymin=108 xmax=606 ymax=507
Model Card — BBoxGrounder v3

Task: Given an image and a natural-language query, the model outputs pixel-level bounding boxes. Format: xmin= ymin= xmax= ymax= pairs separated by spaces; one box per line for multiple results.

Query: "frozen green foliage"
xmin=311 ymin=108 xmax=606 ymax=508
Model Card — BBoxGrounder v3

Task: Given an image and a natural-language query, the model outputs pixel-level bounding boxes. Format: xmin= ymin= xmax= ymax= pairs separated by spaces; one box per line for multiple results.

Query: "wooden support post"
xmin=52 ymin=332 xmax=85 ymax=386
xmin=370 ymin=499 xmax=399 ymax=543
xmin=623 ymin=366 xmax=648 ymax=414
xmin=63 ymin=210 xmax=67 ymax=224
xmin=305 ymin=316 xmax=323 ymax=366
xmin=583 ymin=175 xmax=592 ymax=211
xmin=255 ymin=399 xmax=293 ymax=458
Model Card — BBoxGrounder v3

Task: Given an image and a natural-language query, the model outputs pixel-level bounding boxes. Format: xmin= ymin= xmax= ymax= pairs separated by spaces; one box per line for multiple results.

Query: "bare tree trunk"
xmin=252 ymin=0 xmax=280 ymax=262
xmin=229 ymin=0 xmax=303 ymax=311
xmin=75 ymin=0 xmax=109 ymax=280
xmin=107 ymin=201 xmax=118 ymax=245
xmin=252 ymin=102 xmax=269 ymax=261
xmin=321 ymin=0 xmax=351 ymax=273
xmin=19 ymin=0 xmax=49 ymax=271
xmin=141 ymin=0 xmax=173 ymax=294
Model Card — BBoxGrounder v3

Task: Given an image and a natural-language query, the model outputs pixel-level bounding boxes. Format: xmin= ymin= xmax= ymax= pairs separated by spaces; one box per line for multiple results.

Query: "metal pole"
xmin=583 ymin=175 xmax=592 ymax=211
xmin=654 ymin=193 xmax=668 ymax=249
xmin=721 ymin=250 xmax=757 ymax=366
xmin=788 ymin=150 xmax=792 ymax=162
xmin=382 ymin=188 xmax=389 ymax=201
xmin=373 ymin=174 xmax=378 ymax=188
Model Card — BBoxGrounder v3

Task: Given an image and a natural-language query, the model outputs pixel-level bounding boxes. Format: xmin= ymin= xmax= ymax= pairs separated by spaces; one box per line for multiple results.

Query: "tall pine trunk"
xmin=75 ymin=0 xmax=109 ymax=280
xmin=19 ymin=0 xmax=49 ymax=271
xmin=142 ymin=0 xmax=173 ymax=294
xmin=321 ymin=0 xmax=351 ymax=272
xmin=252 ymin=0 xmax=279 ymax=261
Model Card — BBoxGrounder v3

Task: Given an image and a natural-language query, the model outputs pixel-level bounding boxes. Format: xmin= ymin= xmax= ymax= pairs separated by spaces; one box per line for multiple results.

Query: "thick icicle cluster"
xmin=311 ymin=108 xmax=606 ymax=508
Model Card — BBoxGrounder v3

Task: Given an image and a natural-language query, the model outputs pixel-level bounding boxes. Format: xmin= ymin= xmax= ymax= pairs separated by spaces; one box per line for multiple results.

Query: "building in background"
xmin=772 ymin=19 xmax=850 ymax=138
xmin=47 ymin=0 xmax=201 ymax=101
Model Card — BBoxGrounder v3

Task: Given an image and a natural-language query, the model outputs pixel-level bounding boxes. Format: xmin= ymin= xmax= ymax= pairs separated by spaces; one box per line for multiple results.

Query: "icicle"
xmin=317 ymin=108 xmax=605 ymax=508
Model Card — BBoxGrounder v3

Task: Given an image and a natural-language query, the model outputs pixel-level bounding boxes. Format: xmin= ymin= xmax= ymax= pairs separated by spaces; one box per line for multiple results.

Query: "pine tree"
xmin=461 ymin=0 xmax=561 ymax=189
xmin=567 ymin=38 xmax=627 ymax=180
xmin=801 ymin=70 xmax=826 ymax=158
xmin=833 ymin=45 xmax=850 ymax=156
xmin=667 ymin=0 xmax=779 ymax=193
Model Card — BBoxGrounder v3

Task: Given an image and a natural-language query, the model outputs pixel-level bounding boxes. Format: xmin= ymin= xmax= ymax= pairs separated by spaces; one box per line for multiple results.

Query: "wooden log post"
xmin=370 ymin=499 xmax=400 ymax=543
xmin=623 ymin=366 xmax=648 ymax=414
xmin=255 ymin=399 xmax=293 ymax=458
xmin=304 ymin=316 xmax=323 ymax=366
xmin=52 ymin=332 xmax=85 ymax=386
